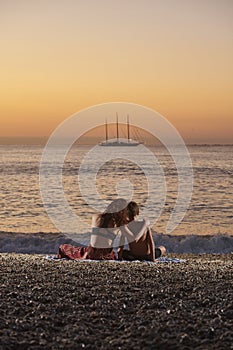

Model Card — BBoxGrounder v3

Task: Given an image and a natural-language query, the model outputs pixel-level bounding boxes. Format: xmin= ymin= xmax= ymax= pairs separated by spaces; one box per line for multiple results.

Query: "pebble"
xmin=0 ymin=253 xmax=232 ymax=349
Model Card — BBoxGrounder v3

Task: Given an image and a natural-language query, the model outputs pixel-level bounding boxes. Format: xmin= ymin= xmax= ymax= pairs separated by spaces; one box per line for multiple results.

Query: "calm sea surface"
xmin=0 ymin=144 xmax=233 ymax=237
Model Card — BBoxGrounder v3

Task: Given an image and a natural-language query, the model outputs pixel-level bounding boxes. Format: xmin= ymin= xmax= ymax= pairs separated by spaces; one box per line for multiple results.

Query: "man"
xmin=118 ymin=201 xmax=166 ymax=262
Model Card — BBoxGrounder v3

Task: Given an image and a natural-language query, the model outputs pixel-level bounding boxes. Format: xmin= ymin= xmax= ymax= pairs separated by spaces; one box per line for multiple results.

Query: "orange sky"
xmin=0 ymin=0 xmax=232 ymax=143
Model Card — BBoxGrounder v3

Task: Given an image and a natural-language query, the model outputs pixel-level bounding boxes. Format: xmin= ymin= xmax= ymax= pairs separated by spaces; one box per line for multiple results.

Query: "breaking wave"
xmin=0 ymin=231 xmax=232 ymax=254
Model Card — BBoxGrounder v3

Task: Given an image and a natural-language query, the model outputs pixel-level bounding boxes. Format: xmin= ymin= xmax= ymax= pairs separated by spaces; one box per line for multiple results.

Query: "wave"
xmin=0 ymin=232 xmax=88 ymax=255
xmin=153 ymin=233 xmax=233 ymax=254
xmin=0 ymin=231 xmax=232 ymax=254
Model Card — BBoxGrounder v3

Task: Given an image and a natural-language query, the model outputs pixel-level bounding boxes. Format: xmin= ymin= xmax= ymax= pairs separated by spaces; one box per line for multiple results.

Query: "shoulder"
xmin=127 ymin=220 xmax=148 ymax=237
xmin=142 ymin=218 xmax=150 ymax=227
xmin=91 ymin=213 xmax=102 ymax=227
xmin=130 ymin=219 xmax=150 ymax=230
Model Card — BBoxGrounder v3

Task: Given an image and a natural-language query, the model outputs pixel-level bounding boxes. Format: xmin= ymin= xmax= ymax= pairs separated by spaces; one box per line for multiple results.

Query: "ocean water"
xmin=0 ymin=144 xmax=233 ymax=253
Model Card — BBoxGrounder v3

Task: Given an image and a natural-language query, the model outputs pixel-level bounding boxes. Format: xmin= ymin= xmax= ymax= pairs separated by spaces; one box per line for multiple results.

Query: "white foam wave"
xmin=0 ymin=232 xmax=232 ymax=254
xmin=153 ymin=233 xmax=233 ymax=254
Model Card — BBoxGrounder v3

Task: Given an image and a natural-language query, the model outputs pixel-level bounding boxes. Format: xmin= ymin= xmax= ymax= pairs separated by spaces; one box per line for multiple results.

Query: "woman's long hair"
xmin=99 ymin=198 xmax=128 ymax=228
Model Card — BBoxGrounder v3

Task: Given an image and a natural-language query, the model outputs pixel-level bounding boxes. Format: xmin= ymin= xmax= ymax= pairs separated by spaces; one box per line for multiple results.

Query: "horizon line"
xmin=0 ymin=136 xmax=232 ymax=147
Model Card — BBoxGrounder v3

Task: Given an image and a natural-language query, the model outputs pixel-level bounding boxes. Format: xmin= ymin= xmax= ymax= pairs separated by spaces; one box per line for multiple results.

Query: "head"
xmin=99 ymin=198 xmax=128 ymax=228
xmin=127 ymin=201 xmax=139 ymax=222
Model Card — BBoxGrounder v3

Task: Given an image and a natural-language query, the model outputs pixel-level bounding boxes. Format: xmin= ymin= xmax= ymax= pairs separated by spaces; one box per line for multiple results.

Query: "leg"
xmin=155 ymin=245 xmax=166 ymax=258
xmin=122 ymin=250 xmax=137 ymax=261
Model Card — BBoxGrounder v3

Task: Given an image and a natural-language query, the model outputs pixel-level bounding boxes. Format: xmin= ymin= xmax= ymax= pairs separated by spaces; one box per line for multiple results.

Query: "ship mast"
xmin=127 ymin=114 xmax=130 ymax=143
xmin=105 ymin=119 xmax=108 ymax=143
xmin=116 ymin=113 xmax=119 ymax=143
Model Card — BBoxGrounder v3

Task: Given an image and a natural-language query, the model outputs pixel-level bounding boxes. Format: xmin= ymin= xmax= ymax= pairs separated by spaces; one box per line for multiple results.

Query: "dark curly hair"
xmin=99 ymin=198 xmax=129 ymax=228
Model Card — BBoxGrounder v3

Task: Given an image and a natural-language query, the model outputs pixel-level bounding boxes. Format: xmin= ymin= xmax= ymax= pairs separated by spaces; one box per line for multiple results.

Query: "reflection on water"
xmin=0 ymin=145 xmax=232 ymax=235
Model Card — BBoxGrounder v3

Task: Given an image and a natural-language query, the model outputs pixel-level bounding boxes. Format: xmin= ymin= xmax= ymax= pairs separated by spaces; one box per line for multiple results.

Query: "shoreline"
xmin=0 ymin=232 xmax=232 ymax=255
xmin=0 ymin=253 xmax=232 ymax=349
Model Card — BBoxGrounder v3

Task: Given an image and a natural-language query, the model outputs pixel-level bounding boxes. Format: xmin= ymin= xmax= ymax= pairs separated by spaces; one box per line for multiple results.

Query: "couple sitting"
xmin=58 ymin=198 xmax=166 ymax=262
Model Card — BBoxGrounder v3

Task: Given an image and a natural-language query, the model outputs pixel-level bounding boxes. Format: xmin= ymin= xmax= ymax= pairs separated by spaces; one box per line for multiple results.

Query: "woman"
xmin=58 ymin=198 xmax=129 ymax=260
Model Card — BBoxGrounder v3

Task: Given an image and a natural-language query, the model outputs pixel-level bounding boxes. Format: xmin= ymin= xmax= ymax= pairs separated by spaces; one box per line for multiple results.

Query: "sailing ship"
xmin=99 ymin=114 xmax=142 ymax=146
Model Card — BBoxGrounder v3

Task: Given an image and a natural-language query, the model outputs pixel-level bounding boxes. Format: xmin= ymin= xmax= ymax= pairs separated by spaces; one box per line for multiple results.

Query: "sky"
xmin=0 ymin=0 xmax=233 ymax=143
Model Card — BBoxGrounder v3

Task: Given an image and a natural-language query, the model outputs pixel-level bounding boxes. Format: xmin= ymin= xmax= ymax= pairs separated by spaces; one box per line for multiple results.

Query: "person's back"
xmin=58 ymin=198 xmax=129 ymax=260
xmin=90 ymin=214 xmax=118 ymax=249
xmin=89 ymin=198 xmax=129 ymax=258
xmin=127 ymin=220 xmax=150 ymax=256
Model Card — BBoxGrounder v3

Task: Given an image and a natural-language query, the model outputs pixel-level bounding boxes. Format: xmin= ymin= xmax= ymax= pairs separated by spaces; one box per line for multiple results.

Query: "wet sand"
xmin=0 ymin=253 xmax=232 ymax=349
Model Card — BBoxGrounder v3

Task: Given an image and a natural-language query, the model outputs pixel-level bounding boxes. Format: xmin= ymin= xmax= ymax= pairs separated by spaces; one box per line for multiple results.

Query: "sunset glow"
xmin=0 ymin=0 xmax=232 ymax=143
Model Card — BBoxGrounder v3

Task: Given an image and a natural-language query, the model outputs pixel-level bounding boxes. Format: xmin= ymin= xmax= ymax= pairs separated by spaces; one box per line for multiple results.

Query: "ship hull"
xmin=100 ymin=141 xmax=141 ymax=146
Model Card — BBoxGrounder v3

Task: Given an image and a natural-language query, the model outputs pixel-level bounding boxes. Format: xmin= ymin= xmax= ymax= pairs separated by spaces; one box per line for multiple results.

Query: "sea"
xmin=0 ymin=144 xmax=233 ymax=254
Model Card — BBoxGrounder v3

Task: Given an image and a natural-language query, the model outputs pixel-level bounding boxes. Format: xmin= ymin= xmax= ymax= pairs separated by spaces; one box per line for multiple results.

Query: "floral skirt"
xmin=58 ymin=244 xmax=116 ymax=260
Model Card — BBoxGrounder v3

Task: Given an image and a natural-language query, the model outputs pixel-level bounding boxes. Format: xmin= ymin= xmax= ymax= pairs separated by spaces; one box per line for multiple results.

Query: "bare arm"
xmin=120 ymin=225 xmax=135 ymax=242
xmin=147 ymin=228 xmax=156 ymax=262
xmin=118 ymin=246 xmax=123 ymax=260
xmin=117 ymin=232 xmax=126 ymax=260
xmin=75 ymin=245 xmax=91 ymax=260
xmin=79 ymin=250 xmax=88 ymax=260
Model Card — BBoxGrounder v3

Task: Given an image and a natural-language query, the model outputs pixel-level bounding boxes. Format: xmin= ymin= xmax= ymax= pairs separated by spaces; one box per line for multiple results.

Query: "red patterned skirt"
xmin=58 ymin=244 xmax=116 ymax=260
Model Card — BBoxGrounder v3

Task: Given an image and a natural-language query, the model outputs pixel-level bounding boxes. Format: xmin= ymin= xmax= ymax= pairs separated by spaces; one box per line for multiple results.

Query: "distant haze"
xmin=0 ymin=0 xmax=232 ymax=143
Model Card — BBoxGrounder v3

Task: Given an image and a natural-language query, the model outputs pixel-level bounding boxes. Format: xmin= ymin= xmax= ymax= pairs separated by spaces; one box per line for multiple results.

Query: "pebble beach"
xmin=0 ymin=253 xmax=232 ymax=350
